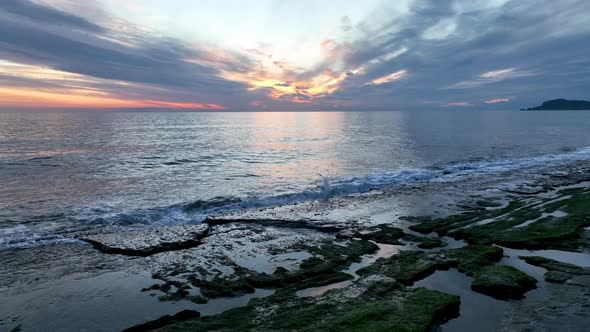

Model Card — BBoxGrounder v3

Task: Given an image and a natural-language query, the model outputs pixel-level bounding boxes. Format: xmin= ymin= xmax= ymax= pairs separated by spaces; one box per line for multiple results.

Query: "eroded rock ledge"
xmin=80 ymin=224 xmax=210 ymax=257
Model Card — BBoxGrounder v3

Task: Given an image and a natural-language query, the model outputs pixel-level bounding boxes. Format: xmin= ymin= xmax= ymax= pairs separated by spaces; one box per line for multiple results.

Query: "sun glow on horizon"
xmin=0 ymin=60 xmax=224 ymax=110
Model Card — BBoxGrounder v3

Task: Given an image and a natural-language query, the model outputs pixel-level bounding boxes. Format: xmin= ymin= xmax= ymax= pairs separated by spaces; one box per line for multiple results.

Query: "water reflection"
xmin=2 ymin=111 xmax=590 ymax=246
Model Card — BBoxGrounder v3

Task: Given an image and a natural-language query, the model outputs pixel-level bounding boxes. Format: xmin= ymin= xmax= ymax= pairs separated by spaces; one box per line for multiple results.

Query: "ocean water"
xmin=1 ymin=110 xmax=590 ymax=250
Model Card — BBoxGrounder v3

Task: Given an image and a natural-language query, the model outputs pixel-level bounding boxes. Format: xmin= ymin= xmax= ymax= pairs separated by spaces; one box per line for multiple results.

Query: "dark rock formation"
xmin=122 ymin=310 xmax=201 ymax=332
xmin=471 ymin=265 xmax=537 ymax=299
xmin=522 ymin=99 xmax=590 ymax=110
xmin=80 ymin=224 xmax=210 ymax=256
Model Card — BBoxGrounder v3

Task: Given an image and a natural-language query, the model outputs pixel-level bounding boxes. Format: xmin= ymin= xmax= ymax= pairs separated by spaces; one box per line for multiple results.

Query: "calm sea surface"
xmin=1 ymin=110 xmax=590 ymax=249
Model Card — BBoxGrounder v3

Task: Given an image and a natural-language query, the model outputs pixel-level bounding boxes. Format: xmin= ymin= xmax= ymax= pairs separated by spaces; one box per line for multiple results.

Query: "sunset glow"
xmin=0 ymin=0 xmax=588 ymax=110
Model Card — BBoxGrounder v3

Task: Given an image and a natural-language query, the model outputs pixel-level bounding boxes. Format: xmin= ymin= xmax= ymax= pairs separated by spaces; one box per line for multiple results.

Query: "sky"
xmin=0 ymin=0 xmax=589 ymax=111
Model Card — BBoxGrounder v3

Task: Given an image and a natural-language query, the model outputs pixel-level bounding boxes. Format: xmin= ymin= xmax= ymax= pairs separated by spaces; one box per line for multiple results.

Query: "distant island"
xmin=521 ymin=99 xmax=590 ymax=110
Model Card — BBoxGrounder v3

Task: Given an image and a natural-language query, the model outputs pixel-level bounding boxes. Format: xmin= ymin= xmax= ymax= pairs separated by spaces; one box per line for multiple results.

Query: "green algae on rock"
xmin=336 ymin=224 xmax=406 ymax=244
xmin=520 ymin=256 xmax=590 ymax=275
xmin=181 ymin=239 xmax=377 ymax=300
xmin=336 ymin=224 xmax=446 ymax=248
xmin=356 ymin=250 xmax=450 ymax=285
xmin=122 ymin=310 xmax=201 ymax=332
xmin=544 ymin=270 xmax=571 ymax=283
xmin=409 ymin=187 xmax=590 ymax=251
xmin=356 ymin=245 xmax=506 ymax=286
xmin=520 ymin=256 xmax=590 ymax=284
xmin=156 ymin=285 xmax=460 ymax=332
xmin=471 ymin=265 xmax=537 ymax=299
xmin=443 ymin=245 xmax=504 ymax=275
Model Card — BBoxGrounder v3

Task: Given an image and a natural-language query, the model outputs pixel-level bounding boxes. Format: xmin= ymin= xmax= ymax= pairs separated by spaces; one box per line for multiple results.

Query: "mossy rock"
xmin=444 ymin=245 xmax=504 ymax=275
xmin=408 ymin=187 xmax=590 ymax=251
xmin=188 ymin=239 xmax=378 ymax=300
xmin=123 ymin=310 xmax=201 ymax=332
xmin=409 ymin=201 xmax=525 ymax=235
xmin=415 ymin=237 xmax=446 ymax=249
xmin=357 ymin=245 xmax=503 ymax=286
xmin=520 ymin=256 xmax=590 ymax=275
xmin=157 ymin=287 xmax=460 ymax=332
xmin=305 ymin=239 xmax=380 ymax=265
xmin=336 ymin=225 xmax=406 ymax=245
xmin=471 ymin=265 xmax=537 ymax=300
xmin=193 ymin=277 xmax=256 ymax=298
xmin=544 ymin=271 xmax=571 ymax=283
xmin=363 ymin=280 xmax=402 ymax=297
xmin=446 ymin=189 xmax=590 ymax=250
xmin=357 ymin=251 xmax=450 ymax=285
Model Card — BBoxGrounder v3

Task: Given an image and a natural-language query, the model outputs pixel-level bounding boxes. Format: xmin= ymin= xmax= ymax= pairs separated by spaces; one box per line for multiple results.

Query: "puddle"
xmin=196 ymin=289 xmax=274 ymax=316
xmin=414 ymin=269 xmax=508 ymax=332
xmin=234 ymin=251 xmax=313 ymax=274
xmin=439 ymin=237 xmax=466 ymax=250
xmin=345 ymin=243 xmax=401 ymax=278
xmin=0 ymin=270 xmax=273 ymax=332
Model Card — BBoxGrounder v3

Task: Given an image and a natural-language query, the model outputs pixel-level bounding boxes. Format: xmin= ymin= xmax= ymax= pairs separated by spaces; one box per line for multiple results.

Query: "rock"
xmin=336 ymin=225 xmax=406 ymax=244
xmin=415 ymin=237 xmax=446 ymax=249
xmin=357 ymin=251 xmax=451 ymax=285
xmin=80 ymin=224 xmax=210 ymax=256
xmin=204 ymin=217 xmax=348 ymax=233
xmin=185 ymin=238 xmax=376 ymax=300
xmin=522 ymin=99 xmax=590 ymax=111
xmin=471 ymin=265 xmax=537 ymax=300
xmin=545 ymin=271 xmax=572 ymax=283
xmin=567 ymin=275 xmax=590 ymax=288
xmin=122 ymin=310 xmax=201 ymax=331
xmin=156 ymin=282 xmax=460 ymax=332
xmin=520 ymin=256 xmax=590 ymax=275
xmin=444 ymin=245 xmax=504 ymax=275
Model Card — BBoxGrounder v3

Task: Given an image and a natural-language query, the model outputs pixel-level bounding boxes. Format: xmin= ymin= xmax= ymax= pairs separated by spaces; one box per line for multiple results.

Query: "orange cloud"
xmin=484 ymin=98 xmax=511 ymax=104
xmin=0 ymin=87 xmax=224 ymax=110
xmin=369 ymin=70 xmax=408 ymax=85
xmin=0 ymin=60 xmax=225 ymax=110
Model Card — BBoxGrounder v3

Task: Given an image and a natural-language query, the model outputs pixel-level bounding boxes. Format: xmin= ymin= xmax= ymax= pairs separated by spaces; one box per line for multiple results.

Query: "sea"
xmin=2 ymin=110 xmax=590 ymax=251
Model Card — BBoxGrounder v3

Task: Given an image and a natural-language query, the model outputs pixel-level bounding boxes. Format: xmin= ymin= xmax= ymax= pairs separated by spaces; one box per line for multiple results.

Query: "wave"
xmin=2 ymin=145 xmax=590 ymax=251
xmin=83 ymin=145 xmax=590 ymax=226
xmin=0 ymin=225 xmax=84 ymax=250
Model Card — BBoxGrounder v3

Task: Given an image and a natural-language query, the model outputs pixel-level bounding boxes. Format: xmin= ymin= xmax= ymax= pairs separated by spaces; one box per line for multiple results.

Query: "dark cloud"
xmin=0 ymin=2 xmax=257 ymax=108
xmin=314 ymin=0 xmax=590 ymax=110
xmin=0 ymin=0 xmax=103 ymax=32
xmin=0 ymin=0 xmax=588 ymax=111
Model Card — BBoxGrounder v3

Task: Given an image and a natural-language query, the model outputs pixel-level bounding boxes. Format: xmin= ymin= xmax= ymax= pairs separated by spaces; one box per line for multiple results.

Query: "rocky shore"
xmin=119 ymin=172 xmax=590 ymax=331
xmin=2 ymin=163 xmax=590 ymax=331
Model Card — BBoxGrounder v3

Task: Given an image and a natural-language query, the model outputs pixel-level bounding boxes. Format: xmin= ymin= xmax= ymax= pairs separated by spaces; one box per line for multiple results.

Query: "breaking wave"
xmin=2 ymin=145 xmax=590 ymax=251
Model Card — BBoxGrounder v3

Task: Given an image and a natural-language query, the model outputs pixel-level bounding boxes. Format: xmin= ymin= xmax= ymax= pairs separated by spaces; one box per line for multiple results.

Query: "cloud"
xmin=0 ymin=0 xmax=103 ymax=32
xmin=447 ymin=68 xmax=535 ymax=89
xmin=0 ymin=0 xmax=589 ymax=110
xmin=341 ymin=16 xmax=353 ymax=32
xmin=0 ymin=1 xmax=256 ymax=109
xmin=445 ymin=102 xmax=472 ymax=107
xmin=368 ymin=70 xmax=408 ymax=85
xmin=480 ymin=68 xmax=515 ymax=79
xmin=484 ymin=98 xmax=511 ymax=104
xmin=311 ymin=0 xmax=590 ymax=110
xmin=422 ymin=18 xmax=457 ymax=40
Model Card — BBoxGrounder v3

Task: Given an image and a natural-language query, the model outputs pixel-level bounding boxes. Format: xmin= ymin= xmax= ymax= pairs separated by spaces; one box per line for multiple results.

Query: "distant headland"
xmin=521 ymin=99 xmax=590 ymax=110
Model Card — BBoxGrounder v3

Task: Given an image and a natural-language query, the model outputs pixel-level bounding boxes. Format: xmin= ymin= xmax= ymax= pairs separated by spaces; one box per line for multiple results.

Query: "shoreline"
xmin=1 ymin=162 xmax=590 ymax=331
